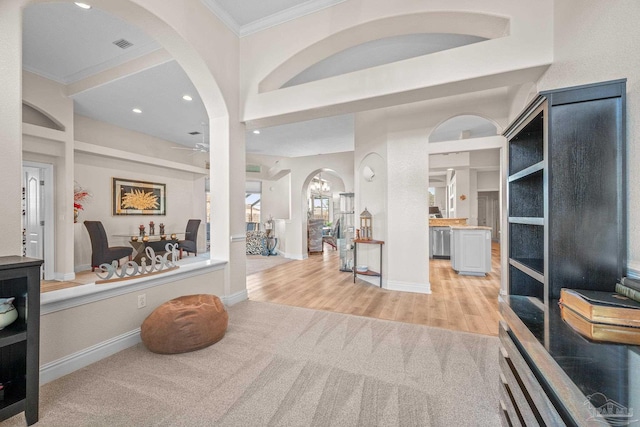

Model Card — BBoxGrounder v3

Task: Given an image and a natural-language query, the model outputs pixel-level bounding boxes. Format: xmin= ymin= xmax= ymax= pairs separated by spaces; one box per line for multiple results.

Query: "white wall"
xmin=240 ymin=0 xmax=553 ymax=128
xmin=74 ymin=152 xmax=206 ymax=270
xmin=477 ymin=171 xmax=500 ymax=191
xmin=536 ymin=0 xmax=640 ymax=273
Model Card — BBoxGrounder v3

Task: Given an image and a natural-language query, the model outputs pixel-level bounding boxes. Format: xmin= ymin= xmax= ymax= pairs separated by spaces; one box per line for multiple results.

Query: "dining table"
xmin=113 ymin=232 xmax=188 ymax=263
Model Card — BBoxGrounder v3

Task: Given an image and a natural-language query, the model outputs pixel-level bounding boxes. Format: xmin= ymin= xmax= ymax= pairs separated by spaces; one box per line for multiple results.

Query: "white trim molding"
xmin=221 ymin=289 xmax=248 ymax=306
xmin=200 ymin=0 xmax=347 ymax=37
xmin=283 ymin=252 xmax=307 ymax=260
xmin=40 ymin=329 xmax=141 ymax=385
xmin=239 ymin=0 xmax=348 ymax=37
xmin=386 ymin=280 xmax=431 ymax=294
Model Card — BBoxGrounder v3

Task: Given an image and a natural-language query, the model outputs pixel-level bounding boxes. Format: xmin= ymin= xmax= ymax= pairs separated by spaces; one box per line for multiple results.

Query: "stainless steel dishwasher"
xmin=429 ymin=226 xmax=451 ymax=259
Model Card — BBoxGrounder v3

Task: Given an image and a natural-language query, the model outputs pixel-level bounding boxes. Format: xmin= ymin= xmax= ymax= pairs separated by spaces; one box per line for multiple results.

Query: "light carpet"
xmin=5 ymin=300 xmax=500 ymax=426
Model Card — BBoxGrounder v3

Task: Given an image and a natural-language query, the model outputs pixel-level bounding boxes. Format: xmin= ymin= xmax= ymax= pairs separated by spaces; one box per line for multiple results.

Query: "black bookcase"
xmin=499 ymin=80 xmax=629 ymax=426
xmin=505 ymin=79 xmax=626 ymax=307
xmin=0 ymin=256 xmax=43 ymax=425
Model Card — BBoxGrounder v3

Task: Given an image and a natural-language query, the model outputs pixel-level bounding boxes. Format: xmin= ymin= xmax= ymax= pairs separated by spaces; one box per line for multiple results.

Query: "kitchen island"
xmin=450 ymin=225 xmax=492 ymax=276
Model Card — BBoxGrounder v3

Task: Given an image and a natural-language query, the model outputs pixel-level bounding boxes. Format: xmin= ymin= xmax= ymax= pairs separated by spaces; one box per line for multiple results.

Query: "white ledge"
xmin=41 ymin=259 xmax=226 ymax=315
xmin=74 ymin=140 xmax=209 ymax=175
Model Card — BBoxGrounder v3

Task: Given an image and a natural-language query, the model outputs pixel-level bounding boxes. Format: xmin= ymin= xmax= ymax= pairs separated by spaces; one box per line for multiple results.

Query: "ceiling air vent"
xmin=246 ymin=164 xmax=261 ymax=173
xmin=188 ymin=131 xmax=202 ymax=135
xmin=113 ymin=39 xmax=133 ymax=49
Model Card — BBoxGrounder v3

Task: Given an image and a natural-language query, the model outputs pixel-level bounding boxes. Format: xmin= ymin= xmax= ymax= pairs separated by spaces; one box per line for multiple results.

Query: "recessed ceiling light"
xmin=253 ymin=130 xmax=260 ymax=134
xmin=74 ymin=2 xmax=92 ymax=9
xmin=182 ymin=95 xmax=193 ymax=101
xmin=132 ymin=108 xmax=142 ymax=114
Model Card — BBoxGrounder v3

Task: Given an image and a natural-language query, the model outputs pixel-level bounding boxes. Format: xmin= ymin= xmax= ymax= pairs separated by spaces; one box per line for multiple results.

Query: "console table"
xmin=353 ymin=239 xmax=384 ymax=287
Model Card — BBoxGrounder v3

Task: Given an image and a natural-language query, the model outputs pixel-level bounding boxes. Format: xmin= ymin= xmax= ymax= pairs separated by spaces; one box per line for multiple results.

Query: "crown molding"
xmin=201 ymin=0 xmax=347 ymax=38
xmin=200 ymin=0 xmax=241 ymax=36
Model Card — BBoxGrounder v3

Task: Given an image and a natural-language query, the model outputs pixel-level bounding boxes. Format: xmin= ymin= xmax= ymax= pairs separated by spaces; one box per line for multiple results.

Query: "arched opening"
xmin=302 ymin=168 xmax=346 ymax=255
xmin=260 ymin=11 xmax=510 ymax=92
xmin=22 ymin=0 xmax=231 ymax=282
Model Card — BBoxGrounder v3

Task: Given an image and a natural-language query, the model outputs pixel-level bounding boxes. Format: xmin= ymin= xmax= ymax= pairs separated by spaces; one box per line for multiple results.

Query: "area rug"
xmin=4 ymin=300 xmax=500 ymax=426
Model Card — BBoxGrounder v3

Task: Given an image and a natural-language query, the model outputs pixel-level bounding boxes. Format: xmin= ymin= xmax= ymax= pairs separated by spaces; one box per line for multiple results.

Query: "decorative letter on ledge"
xmin=95 ymin=243 xmax=179 ymax=284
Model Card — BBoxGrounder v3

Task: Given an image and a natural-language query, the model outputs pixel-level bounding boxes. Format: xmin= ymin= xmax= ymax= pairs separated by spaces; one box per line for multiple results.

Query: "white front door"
xmin=23 ymin=167 xmax=44 ymax=265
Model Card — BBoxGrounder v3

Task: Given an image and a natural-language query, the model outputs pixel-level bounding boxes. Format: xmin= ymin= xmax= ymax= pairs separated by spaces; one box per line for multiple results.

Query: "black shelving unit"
xmin=0 ymin=256 xmax=43 ymax=426
xmin=500 ymin=79 xmax=628 ymax=426
xmin=505 ymin=79 xmax=626 ymax=307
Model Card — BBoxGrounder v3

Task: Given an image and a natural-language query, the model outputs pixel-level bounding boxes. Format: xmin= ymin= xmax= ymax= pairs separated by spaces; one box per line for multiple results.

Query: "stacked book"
xmin=559 ymin=278 xmax=640 ymax=345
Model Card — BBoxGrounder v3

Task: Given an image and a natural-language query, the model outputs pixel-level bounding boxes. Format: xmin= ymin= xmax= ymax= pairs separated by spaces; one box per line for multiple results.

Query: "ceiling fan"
xmin=172 ymin=122 xmax=209 ymax=153
xmin=172 ymin=142 xmax=209 ymax=153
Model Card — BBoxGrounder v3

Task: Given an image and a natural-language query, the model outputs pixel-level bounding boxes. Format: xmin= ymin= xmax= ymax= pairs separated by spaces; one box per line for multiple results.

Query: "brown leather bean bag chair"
xmin=141 ymin=294 xmax=228 ymax=354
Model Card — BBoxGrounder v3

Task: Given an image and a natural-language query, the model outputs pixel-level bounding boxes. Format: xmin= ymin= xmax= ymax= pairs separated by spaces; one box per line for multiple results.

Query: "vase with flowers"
xmin=73 ymin=182 xmax=91 ymax=223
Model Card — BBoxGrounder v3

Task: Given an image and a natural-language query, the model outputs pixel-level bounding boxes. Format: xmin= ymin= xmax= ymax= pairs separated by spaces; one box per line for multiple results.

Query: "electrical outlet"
xmin=137 ymin=294 xmax=146 ymax=309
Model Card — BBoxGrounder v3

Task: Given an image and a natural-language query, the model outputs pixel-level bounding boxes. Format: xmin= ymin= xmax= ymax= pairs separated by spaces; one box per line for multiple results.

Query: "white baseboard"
xmin=54 ymin=272 xmax=76 ymax=281
xmin=222 ymin=289 xmax=248 ymax=306
xmin=283 ymin=252 xmax=306 ymax=260
xmin=40 ymin=328 xmax=141 ymax=385
xmin=386 ymin=280 xmax=431 ymax=294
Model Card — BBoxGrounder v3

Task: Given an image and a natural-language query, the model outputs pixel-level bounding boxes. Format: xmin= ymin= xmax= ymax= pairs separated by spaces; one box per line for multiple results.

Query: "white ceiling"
xmin=23 ymin=1 xmax=495 ymax=156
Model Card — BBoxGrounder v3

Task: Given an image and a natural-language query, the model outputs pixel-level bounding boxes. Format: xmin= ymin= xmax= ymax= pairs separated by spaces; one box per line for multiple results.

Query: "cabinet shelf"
xmin=0 ymin=380 xmax=27 ymax=416
xmin=355 ymin=269 xmax=380 ymax=277
xmin=508 ymin=217 xmax=544 ymax=226
xmin=508 ymin=161 xmax=544 ymax=182
xmin=509 ymin=169 xmax=543 ymax=218
xmin=0 ymin=322 xmax=27 ymax=347
xmin=509 ymin=258 xmax=544 ymax=281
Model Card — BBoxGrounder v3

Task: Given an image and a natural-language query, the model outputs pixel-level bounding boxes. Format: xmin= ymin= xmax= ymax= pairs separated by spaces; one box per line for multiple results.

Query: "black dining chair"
xmin=178 ymin=219 xmax=201 ymax=259
xmin=84 ymin=221 xmax=133 ymax=271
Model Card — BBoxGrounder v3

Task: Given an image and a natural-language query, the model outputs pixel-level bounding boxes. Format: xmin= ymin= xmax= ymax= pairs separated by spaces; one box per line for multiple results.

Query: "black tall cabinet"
xmin=0 ymin=256 xmax=43 ymax=425
xmin=499 ymin=80 xmax=632 ymax=426
xmin=505 ymin=79 xmax=626 ymax=306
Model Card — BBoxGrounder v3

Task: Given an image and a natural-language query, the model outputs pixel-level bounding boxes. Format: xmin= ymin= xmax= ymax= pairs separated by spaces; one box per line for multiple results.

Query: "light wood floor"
xmin=42 ymin=245 xmax=501 ymax=336
xmin=247 ymin=242 xmax=501 ymax=336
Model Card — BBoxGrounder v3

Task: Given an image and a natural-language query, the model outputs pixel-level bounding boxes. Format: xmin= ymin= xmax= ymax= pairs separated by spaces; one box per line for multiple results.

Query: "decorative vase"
xmin=0 ymin=297 xmax=18 ymax=330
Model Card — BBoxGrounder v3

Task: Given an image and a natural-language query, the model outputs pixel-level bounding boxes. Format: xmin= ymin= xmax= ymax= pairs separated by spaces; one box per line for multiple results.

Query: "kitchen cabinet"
xmin=449 ymin=226 xmax=491 ymax=276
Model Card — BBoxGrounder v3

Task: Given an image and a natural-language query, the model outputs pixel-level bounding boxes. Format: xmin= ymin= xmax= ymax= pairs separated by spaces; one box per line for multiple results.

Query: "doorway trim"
xmin=23 ymin=160 xmax=54 ymax=280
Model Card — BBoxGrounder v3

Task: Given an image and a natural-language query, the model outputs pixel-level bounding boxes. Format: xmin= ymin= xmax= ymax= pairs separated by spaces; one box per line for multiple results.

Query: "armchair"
xmin=322 ymin=218 xmax=340 ymax=250
xmin=84 ymin=221 xmax=133 ymax=272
